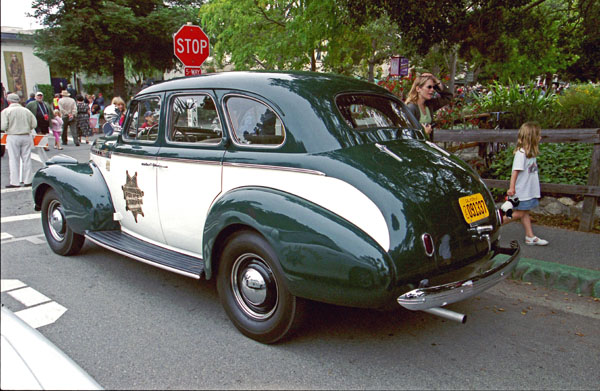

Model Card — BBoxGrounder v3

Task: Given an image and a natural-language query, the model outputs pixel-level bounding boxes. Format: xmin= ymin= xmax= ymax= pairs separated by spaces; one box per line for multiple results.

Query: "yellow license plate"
xmin=459 ymin=193 xmax=489 ymax=224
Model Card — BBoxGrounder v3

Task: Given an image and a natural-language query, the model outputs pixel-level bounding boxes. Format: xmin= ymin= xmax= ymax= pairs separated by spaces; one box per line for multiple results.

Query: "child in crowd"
xmin=50 ymin=110 xmax=63 ymax=150
xmin=507 ymin=122 xmax=548 ymax=246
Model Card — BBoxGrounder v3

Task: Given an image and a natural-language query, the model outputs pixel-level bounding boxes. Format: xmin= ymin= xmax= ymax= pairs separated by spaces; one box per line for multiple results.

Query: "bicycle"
xmin=478 ymin=110 xmax=510 ymax=168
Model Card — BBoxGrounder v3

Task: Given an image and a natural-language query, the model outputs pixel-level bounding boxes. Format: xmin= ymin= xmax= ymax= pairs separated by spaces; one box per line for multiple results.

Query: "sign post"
xmin=173 ymin=24 xmax=210 ymax=75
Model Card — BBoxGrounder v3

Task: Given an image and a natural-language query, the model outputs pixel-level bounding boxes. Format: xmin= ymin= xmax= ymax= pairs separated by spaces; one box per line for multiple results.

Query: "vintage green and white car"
xmin=32 ymin=71 xmax=519 ymax=343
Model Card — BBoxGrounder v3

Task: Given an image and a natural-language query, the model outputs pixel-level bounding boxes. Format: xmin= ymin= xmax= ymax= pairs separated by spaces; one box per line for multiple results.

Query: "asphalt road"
xmin=1 ymin=140 xmax=599 ymax=389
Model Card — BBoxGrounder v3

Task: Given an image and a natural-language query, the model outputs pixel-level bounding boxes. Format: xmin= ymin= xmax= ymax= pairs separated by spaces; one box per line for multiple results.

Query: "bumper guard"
xmin=397 ymin=241 xmax=520 ymax=312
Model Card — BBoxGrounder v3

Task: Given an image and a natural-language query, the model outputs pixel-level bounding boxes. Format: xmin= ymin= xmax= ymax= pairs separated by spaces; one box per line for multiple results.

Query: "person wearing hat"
xmin=1 ymin=93 xmax=37 ymax=188
xmin=58 ymin=89 xmax=79 ymax=146
xmin=26 ymin=92 xmax=54 ymax=151
xmin=140 ymin=111 xmax=156 ymax=129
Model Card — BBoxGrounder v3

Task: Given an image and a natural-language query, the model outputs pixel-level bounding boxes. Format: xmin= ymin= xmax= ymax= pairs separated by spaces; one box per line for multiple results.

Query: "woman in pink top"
xmin=50 ymin=110 xmax=63 ymax=149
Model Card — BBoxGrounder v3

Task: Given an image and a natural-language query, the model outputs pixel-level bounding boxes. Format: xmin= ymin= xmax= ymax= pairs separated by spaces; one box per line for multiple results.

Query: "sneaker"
xmin=525 ymin=236 xmax=549 ymax=246
xmin=5 ymin=184 xmax=20 ymax=189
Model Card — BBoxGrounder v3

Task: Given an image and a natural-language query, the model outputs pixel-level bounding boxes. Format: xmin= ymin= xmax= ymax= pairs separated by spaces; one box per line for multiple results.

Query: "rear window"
xmin=336 ymin=94 xmax=415 ymax=131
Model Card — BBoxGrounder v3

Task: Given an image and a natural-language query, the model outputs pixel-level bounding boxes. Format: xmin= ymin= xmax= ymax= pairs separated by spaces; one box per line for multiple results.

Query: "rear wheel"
xmin=41 ymin=189 xmax=85 ymax=255
xmin=217 ymin=230 xmax=301 ymax=343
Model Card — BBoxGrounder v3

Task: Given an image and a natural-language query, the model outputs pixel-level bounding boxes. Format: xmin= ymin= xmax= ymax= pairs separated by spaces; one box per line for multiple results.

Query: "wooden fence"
xmin=432 ymin=128 xmax=600 ymax=232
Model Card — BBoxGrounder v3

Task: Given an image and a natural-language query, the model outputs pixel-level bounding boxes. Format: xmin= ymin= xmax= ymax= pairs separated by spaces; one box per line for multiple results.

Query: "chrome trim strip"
xmin=156 ymin=156 xmax=222 ymax=166
xmin=223 ymin=162 xmax=326 ymax=176
xmin=375 ymin=143 xmax=403 ymax=163
xmin=397 ymin=241 xmax=520 ymax=311
xmin=85 ymin=234 xmax=201 ymax=279
xmin=111 ymin=152 xmax=156 ymax=160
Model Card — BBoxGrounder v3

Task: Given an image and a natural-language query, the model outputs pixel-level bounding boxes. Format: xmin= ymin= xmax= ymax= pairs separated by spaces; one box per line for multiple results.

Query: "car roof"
xmin=139 ymin=71 xmax=399 ymax=153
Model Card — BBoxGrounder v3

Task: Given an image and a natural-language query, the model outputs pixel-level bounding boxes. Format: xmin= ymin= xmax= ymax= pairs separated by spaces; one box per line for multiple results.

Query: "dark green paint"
xmin=33 ymin=162 xmax=119 ymax=234
xmin=203 ymin=187 xmax=395 ymax=308
xmin=42 ymin=72 xmax=505 ymax=309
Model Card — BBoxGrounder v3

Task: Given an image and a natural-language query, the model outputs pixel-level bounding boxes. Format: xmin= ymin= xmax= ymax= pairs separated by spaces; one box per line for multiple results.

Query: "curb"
xmin=510 ymin=257 xmax=600 ymax=298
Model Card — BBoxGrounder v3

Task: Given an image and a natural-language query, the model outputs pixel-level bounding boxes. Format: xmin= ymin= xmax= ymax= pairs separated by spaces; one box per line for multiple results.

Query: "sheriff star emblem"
xmin=122 ymin=171 xmax=144 ymax=222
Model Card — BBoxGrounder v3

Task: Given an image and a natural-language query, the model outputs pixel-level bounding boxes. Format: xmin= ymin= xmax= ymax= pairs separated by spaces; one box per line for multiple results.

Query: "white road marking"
xmin=0 ymin=279 xmax=67 ymax=328
xmin=1 ymin=233 xmax=46 ymax=245
xmin=8 ymin=287 xmax=51 ymax=307
xmin=15 ymin=301 xmax=68 ymax=329
xmin=1 ymin=213 xmax=40 ymax=223
xmin=1 ymin=232 xmax=14 ymax=240
xmin=32 ymin=152 xmax=43 ymax=163
xmin=0 ymin=186 xmax=31 ymax=194
xmin=1 ymin=279 xmax=27 ymax=292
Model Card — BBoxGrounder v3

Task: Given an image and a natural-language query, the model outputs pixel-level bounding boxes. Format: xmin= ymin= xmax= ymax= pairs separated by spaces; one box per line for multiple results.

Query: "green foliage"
xmin=81 ymin=82 xmax=114 ymax=97
xmin=543 ymin=84 xmax=600 ymax=128
xmin=469 ymin=81 xmax=558 ymax=128
xmin=31 ymin=0 xmax=198 ymax=97
xmin=490 ymin=144 xmax=593 ymax=186
xmin=35 ymin=84 xmax=54 ymax=105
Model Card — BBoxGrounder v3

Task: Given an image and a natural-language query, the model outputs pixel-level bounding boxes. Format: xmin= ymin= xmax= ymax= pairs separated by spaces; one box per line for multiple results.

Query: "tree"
xmin=200 ymin=0 xmax=405 ymax=81
xmin=31 ymin=0 xmax=200 ymax=97
xmin=342 ymin=0 xmax=595 ymax=83
xmin=565 ymin=0 xmax=600 ymax=81
xmin=200 ymin=0 xmax=339 ymax=71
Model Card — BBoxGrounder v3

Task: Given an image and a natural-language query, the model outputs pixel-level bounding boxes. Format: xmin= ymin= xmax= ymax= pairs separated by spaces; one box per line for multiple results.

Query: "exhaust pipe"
xmin=423 ymin=307 xmax=467 ymax=323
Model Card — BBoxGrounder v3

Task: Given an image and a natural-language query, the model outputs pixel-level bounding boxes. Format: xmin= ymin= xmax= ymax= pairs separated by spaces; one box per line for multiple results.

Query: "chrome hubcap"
xmin=47 ymin=200 xmax=66 ymax=242
xmin=231 ymin=254 xmax=277 ymax=320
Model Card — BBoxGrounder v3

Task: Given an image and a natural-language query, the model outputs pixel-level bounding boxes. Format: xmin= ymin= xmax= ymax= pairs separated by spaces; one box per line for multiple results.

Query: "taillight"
xmin=496 ymin=208 xmax=503 ymax=225
xmin=422 ymin=233 xmax=434 ymax=257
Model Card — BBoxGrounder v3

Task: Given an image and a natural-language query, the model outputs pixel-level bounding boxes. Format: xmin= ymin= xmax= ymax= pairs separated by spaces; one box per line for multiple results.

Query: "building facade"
xmin=1 ymin=27 xmax=51 ymax=103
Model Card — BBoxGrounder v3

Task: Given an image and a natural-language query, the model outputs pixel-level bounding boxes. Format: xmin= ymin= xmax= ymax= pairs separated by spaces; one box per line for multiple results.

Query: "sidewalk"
xmin=499 ymin=221 xmax=600 ymax=298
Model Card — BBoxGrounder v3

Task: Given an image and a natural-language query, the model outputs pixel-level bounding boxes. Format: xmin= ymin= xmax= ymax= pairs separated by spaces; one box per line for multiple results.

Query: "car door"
xmin=107 ymin=95 xmax=166 ymax=244
xmin=155 ymin=91 xmax=225 ymax=255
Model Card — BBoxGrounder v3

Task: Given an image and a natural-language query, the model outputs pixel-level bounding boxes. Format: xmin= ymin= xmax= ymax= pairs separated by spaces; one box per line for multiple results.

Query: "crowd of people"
xmin=1 ymin=81 xmax=128 ymax=188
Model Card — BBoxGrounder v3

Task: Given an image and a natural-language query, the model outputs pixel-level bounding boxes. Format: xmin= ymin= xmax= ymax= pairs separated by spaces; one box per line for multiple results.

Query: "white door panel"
xmin=108 ymin=154 xmax=165 ymax=243
xmin=156 ymin=159 xmax=221 ymax=254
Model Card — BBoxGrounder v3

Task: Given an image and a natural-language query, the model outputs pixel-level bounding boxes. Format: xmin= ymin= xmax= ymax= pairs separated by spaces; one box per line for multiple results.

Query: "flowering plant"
xmin=377 ymin=75 xmax=415 ymax=100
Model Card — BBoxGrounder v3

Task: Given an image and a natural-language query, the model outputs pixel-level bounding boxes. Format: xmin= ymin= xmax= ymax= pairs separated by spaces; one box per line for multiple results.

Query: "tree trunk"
xmin=368 ymin=60 xmax=375 ymax=83
xmin=113 ymin=53 xmax=126 ymax=99
xmin=448 ymin=46 xmax=457 ymax=94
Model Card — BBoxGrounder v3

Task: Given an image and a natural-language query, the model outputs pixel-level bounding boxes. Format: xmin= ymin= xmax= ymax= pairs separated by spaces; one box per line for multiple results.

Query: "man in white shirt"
xmin=1 ymin=93 xmax=37 ymax=188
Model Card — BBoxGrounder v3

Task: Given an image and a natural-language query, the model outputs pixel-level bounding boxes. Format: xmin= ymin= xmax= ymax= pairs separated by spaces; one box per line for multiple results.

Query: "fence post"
xmin=578 ymin=142 xmax=600 ymax=231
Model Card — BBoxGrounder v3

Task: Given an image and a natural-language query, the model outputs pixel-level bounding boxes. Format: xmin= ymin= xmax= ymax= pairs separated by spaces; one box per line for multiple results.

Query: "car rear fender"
xmin=32 ymin=159 xmax=119 ymax=234
xmin=203 ymin=186 xmax=397 ymax=308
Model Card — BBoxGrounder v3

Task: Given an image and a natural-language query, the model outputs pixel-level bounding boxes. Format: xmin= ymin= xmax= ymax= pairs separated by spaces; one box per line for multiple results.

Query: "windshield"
xmin=336 ymin=93 xmax=419 ymax=133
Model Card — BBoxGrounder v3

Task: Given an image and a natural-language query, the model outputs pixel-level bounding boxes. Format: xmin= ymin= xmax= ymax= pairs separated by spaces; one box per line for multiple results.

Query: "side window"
xmin=226 ymin=96 xmax=285 ymax=146
xmin=123 ymin=98 xmax=161 ymax=142
xmin=168 ymin=94 xmax=222 ymax=144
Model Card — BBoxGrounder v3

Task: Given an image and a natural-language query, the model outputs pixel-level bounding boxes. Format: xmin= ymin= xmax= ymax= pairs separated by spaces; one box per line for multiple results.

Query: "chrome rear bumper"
xmin=397 ymin=241 xmax=520 ymax=311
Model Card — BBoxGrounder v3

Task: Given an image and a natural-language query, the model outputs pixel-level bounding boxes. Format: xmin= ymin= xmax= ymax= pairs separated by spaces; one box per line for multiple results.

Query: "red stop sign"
xmin=173 ymin=24 xmax=209 ymax=67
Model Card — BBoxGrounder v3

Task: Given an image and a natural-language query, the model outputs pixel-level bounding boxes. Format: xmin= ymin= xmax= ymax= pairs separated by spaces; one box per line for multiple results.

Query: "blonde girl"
xmin=507 ymin=122 xmax=548 ymax=246
xmin=49 ymin=109 xmax=63 ymax=149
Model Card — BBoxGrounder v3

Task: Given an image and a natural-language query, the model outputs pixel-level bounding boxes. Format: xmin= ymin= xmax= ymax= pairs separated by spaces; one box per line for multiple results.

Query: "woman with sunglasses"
xmin=405 ymin=73 xmax=453 ymax=139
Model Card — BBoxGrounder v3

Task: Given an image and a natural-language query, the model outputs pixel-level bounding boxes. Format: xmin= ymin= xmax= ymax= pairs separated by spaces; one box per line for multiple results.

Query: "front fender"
xmin=203 ymin=186 xmax=397 ymax=309
xmin=32 ymin=160 xmax=119 ymax=234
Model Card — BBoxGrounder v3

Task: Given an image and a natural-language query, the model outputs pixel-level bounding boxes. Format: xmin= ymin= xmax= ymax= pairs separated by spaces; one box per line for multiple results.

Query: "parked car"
xmin=1 ymin=307 xmax=102 ymax=390
xmin=32 ymin=71 xmax=520 ymax=343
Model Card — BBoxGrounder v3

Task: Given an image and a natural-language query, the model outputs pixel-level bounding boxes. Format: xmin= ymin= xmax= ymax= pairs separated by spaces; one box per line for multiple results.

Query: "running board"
xmin=85 ymin=231 xmax=204 ymax=279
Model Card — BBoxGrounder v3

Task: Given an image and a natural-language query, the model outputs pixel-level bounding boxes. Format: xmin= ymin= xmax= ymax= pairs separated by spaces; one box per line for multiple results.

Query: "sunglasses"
xmin=424 ymin=85 xmax=435 ymax=89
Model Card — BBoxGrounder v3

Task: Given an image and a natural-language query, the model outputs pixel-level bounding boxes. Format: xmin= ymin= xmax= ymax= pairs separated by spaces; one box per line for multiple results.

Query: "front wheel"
xmin=217 ymin=230 xmax=302 ymax=343
xmin=41 ymin=188 xmax=85 ymax=255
